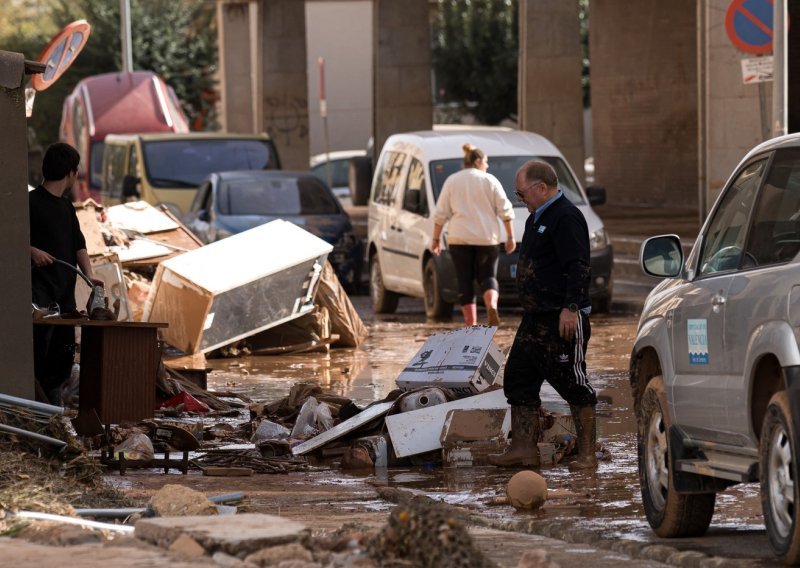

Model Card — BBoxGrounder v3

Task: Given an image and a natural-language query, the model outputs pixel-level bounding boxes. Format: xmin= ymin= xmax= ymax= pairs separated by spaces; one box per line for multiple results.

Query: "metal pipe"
xmin=74 ymin=507 xmax=145 ymax=518
xmin=0 ymin=423 xmax=67 ymax=448
xmin=209 ymin=492 xmax=245 ymax=504
xmin=13 ymin=511 xmax=134 ymax=534
xmin=0 ymin=393 xmax=63 ymax=415
xmin=120 ymin=0 xmax=133 ymax=73
xmin=773 ymin=0 xmax=788 ymax=137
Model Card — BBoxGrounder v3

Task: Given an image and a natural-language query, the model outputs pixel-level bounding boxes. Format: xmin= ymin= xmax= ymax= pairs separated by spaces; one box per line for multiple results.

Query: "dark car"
xmin=184 ymin=170 xmax=363 ymax=291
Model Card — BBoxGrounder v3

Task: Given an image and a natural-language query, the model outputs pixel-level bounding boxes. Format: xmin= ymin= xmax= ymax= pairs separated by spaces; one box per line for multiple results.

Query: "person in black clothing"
xmin=489 ymin=160 xmax=598 ymax=471
xmin=30 ymin=142 xmax=102 ymax=406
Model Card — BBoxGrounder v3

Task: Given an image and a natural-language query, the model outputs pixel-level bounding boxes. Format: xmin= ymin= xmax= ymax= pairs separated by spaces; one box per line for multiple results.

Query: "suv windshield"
xmin=219 ymin=176 xmax=340 ymax=216
xmin=142 ymin=139 xmax=277 ymax=187
xmin=429 ymin=156 xmax=584 ymax=205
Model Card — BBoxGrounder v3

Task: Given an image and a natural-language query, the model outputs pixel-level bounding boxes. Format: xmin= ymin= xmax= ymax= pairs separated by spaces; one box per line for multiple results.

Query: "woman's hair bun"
xmin=462 ymin=143 xmax=475 ymax=154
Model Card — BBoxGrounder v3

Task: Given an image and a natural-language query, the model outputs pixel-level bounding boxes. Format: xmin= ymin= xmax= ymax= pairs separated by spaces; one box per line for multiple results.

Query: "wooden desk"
xmin=34 ymin=319 xmax=167 ymax=429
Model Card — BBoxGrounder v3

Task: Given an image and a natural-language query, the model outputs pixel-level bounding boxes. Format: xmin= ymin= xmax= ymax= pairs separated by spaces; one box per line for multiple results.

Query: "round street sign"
xmin=31 ymin=20 xmax=91 ymax=91
xmin=725 ymin=0 xmax=776 ymax=55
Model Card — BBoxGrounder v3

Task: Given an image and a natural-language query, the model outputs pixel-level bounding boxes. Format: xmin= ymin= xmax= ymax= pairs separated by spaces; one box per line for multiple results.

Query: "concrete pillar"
xmin=590 ymin=0 xmax=697 ymax=207
xmin=699 ymin=0 xmax=772 ymax=214
xmin=518 ymin=0 xmax=585 ymax=180
xmin=0 ymin=51 xmax=35 ymax=398
xmin=373 ymin=0 xmax=432 ymax=161
xmin=217 ymin=1 xmax=258 ymax=133
xmin=261 ymin=0 xmax=310 ymax=170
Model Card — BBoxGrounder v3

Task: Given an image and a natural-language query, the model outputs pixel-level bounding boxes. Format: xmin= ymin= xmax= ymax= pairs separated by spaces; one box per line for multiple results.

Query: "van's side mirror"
xmin=586 ymin=184 xmax=606 ymax=206
xmin=198 ymin=209 xmax=210 ymax=222
xmin=349 ymin=156 xmax=373 ymax=206
xmin=122 ymin=175 xmax=141 ymax=199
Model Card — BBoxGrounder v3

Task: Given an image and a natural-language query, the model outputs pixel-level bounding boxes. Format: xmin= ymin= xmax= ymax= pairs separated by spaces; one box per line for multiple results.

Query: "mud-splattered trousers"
xmin=503 ymin=310 xmax=596 ymax=408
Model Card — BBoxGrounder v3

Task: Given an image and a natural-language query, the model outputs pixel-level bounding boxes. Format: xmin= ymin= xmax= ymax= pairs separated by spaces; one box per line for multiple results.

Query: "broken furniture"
xmin=35 ymin=319 xmax=167 ymax=434
xmin=144 ymin=219 xmax=333 ymax=354
xmin=101 ymin=448 xmax=190 ymax=475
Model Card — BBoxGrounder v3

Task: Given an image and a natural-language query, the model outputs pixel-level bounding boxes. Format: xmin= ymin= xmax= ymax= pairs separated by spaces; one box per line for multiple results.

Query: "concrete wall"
xmin=518 ymin=0 xmax=585 ymax=180
xmin=590 ymin=0 xmax=698 ymax=207
xmin=0 ymin=51 xmax=35 ymax=398
xmin=372 ymin=0 xmax=433 ymax=160
xmin=306 ymin=1 xmax=373 ymax=156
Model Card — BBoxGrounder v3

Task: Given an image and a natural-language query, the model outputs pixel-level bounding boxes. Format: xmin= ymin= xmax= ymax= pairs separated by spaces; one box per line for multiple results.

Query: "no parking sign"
xmin=725 ymin=0 xmax=782 ymax=55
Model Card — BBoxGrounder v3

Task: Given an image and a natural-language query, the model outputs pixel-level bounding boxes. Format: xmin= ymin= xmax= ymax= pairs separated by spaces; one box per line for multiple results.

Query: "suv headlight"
xmin=589 ymin=228 xmax=610 ymax=251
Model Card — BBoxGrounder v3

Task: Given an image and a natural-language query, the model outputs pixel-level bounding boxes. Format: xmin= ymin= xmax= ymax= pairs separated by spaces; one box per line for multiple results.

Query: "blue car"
xmin=184 ymin=170 xmax=363 ymax=291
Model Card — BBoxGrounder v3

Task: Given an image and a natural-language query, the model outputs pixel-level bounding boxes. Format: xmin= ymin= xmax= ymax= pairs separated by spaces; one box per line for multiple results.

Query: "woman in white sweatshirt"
xmin=431 ymin=143 xmax=516 ymax=326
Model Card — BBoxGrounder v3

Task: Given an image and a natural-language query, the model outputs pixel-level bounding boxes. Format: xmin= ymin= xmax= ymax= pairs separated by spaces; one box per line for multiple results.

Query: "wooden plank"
xmin=386 ymin=389 xmax=510 ymax=458
xmin=291 ymin=401 xmax=394 ymax=456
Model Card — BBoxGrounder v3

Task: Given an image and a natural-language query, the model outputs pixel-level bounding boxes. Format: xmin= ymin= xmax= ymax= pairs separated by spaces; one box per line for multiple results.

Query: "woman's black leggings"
xmin=448 ymin=244 xmax=500 ymax=305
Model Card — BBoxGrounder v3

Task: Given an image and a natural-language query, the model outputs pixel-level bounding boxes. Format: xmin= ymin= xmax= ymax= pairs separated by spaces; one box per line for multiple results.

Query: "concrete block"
xmin=135 ymin=513 xmax=308 ymax=557
xmin=169 ymin=533 xmax=207 ymax=558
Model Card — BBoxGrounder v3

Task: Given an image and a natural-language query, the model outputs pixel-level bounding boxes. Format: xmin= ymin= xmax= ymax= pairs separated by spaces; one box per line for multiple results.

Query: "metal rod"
xmin=773 ymin=0 xmax=788 ymax=137
xmin=120 ymin=0 xmax=133 ymax=73
xmin=74 ymin=507 xmax=145 ymax=518
xmin=0 ymin=393 xmax=63 ymax=415
xmin=0 ymin=423 xmax=67 ymax=448
xmin=209 ymin=492 xmax=245 ymax=504
xmin=13 ymin=511 xmax=134 ymax=534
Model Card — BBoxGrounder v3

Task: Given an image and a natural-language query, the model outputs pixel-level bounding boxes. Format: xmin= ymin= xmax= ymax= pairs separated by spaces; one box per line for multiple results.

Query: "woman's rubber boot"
xmin=488 ymin=405 xmax=540 ymax=467
xmin=568 ymin=404 xmax=598 ymax=471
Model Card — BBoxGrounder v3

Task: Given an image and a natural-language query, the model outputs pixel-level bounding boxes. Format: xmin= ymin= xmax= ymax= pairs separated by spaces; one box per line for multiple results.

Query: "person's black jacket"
xmin=516 ymin=194 xmax=591 ymax=313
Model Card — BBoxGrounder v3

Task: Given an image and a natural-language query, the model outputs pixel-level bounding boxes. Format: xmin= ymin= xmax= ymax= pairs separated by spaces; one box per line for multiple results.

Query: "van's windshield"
xmin=142 ymin=139 xmax=278 ymax=187
xmin=429 ymin=156 xmax=584 ymax=205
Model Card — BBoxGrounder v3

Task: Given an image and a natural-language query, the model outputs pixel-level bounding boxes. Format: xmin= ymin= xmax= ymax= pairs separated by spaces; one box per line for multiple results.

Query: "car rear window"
xmin=142 ymin=139 xmax=278 ymax=187
xmin=220 ymin=176 xmax=340 ymax=216
xmin=311 ymin=158 xmax=350 ymax=188
xmin=429 ymin=155 xmax=585 ymax=205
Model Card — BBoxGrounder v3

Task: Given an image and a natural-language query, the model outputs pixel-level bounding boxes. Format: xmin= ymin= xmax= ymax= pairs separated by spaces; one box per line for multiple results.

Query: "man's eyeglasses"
xmin=515 ymin=179 xmax=542 ymax=200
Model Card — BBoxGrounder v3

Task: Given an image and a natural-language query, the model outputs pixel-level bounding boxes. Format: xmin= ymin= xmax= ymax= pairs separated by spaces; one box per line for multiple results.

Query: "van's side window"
xmin=104 ymin=144 xmax=128 ymax=198
xmin=128 ymin=147 xmax=139 ymax=179
xmin=372 ymin=151 xmax=406 ymax=206
xmin=402 ymin=158 xmax=427 ymax=216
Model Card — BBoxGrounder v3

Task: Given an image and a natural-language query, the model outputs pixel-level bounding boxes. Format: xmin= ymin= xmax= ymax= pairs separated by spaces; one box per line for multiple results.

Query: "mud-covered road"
xmin=174 ymin=295 xmax=776 ymax=565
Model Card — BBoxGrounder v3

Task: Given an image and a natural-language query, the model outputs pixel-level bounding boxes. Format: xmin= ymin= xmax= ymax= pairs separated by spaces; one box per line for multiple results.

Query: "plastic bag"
xmin=314 ymin=401 xmax=334 ymax=431
xmin=113 ymin=432 xmax=154 ymax=461
xmin=251 ymin=419 xmax=291 ymax=442
xmin=290 ymin=397 xmax=320 ymax=438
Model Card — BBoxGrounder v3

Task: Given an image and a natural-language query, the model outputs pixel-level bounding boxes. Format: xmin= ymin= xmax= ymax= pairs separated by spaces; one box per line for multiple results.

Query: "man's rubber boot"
xmin=568 ymin=404 xmax=598 ymax=471
xmin=488 ymin=405 xmax=540 ymax=467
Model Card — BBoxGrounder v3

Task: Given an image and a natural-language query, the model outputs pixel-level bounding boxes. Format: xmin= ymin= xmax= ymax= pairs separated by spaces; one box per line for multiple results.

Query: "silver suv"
xmin=632 ymin=134 xmax=800 ymax=564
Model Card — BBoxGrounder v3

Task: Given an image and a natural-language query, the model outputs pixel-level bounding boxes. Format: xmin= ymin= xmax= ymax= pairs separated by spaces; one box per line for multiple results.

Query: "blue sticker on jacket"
xmin=537 ymin=225 xmax=546 ymax=234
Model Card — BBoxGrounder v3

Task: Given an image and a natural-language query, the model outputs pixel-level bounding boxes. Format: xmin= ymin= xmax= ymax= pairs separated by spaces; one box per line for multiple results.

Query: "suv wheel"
xmin=761 ymin=391 xmax=800 ymax=564
xmin=370 ymin=255 xmax=399 ymax=314
xmin=639 ymin=376 xmax=715 ymax=537
xmin=423 ymin=258 xmax=453 ymax=319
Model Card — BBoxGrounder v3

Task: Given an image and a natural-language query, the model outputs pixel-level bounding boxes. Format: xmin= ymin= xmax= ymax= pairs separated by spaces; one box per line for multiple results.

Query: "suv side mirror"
xmin=198 ymin=209 xmax=210 ymax=222
xmin=349 ymin=156 xmax=373 ymax=206
xmin=640 ymin=235 xmax=684 ymax=278
xmin=586 ymin=185 xmax=606 ymax=206
xmin=122 ymin=175 xmax=141 ymax=199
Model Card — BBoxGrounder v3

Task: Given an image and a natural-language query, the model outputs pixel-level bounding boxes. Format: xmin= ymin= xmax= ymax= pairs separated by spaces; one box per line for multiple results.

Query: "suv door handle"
xmin=711 ymin=294 xmax=726 ymax=306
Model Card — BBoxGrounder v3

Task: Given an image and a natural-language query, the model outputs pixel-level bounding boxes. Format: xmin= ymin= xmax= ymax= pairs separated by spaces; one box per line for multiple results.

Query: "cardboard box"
xmin=396 ymin=326 xmax=504 ymax=397
xmin=143 ymin=220 xmax=332 ymax=354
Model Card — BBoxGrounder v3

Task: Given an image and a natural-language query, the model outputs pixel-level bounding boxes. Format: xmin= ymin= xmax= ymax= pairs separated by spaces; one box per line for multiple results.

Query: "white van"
xmin=359 ymin=128 xmax=613 ymax=317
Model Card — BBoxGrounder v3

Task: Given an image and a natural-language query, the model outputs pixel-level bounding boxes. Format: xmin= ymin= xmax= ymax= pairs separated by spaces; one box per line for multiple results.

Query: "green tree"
xmin=433 ymin=0 xmax=518 ymax=125
xmin=2 ymin=0 xmax=217 ymax=148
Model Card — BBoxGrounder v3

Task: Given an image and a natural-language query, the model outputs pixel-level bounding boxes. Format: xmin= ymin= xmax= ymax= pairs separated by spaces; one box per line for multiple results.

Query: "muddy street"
xmin=191 ymin=295 xmax=777 ymax=565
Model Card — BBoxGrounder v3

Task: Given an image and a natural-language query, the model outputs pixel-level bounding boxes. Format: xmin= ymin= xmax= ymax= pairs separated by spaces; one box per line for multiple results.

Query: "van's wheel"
xmin=639 ymin=376 xmax=715 ymax=537
xmin=423 ymin=258 xmax=453 ymax=319
xmin=370 ymin=255 xmax=399 ymax=314
xmin=761 ymin=391 xmax=800 ymax=564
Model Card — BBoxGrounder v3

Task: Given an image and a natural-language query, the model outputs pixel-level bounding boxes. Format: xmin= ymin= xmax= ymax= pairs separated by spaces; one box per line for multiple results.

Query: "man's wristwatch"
xmin=567 ymin=303 xmax=579 ymax=313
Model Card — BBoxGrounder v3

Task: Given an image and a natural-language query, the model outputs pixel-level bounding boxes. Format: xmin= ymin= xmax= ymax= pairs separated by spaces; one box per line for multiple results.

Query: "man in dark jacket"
xmin=30 ymin=142 xmax=101 ymax=405
xmin=489 ymin=160 xmax=597 ymax=471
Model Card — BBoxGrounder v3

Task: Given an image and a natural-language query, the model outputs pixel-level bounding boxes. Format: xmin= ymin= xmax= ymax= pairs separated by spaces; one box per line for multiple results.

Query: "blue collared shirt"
xmin=533 ymin=189 xmax=563 ymax=224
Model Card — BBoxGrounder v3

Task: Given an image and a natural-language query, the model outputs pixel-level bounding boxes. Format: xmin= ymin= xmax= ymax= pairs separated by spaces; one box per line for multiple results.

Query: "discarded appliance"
xmin=398 ymin=387 xmax=449 ymax=413
xmin=144 ymin=220 xmax=332 ymax=354
xmin=74 ymin=255 xmax=131 ymax=321
xmin=440 ymin=408 xmax=506 ymax=468
xmin=291 ymin=401 xmax=394 ymax=456
xmin=386 ymin=388 xmax=510 ymax=458
xmin=396 ymin=326 xmax=503 ymax=398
